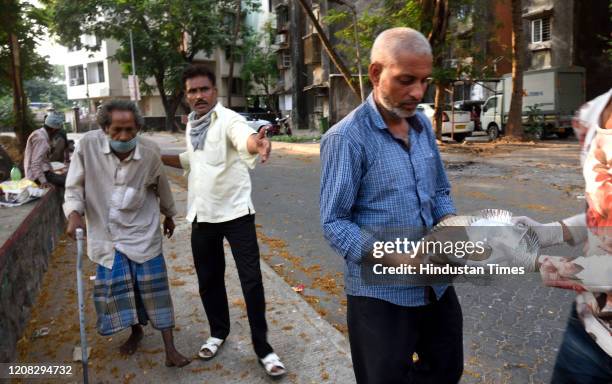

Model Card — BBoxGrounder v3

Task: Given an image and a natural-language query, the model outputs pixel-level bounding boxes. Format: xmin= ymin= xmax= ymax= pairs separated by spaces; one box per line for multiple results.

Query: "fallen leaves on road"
xmin=292 ymin=284 xmax=305 ymax=293
xmin=459 ymin=190 xmax=498 ymax=201
xmin=172 ymin=265 xmax=194 ymax=274
xmin=519 ymin=204 xmax=553 ymax=213
xmin=170 ymin=278 xmax=186 ymax=286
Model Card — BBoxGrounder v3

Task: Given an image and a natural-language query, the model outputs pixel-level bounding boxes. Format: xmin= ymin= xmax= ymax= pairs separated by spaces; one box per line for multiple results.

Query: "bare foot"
xmin=165 ymin=349 xmax=190 ymax=367
xmin=119 ymin=325 xmax=144 ymax=355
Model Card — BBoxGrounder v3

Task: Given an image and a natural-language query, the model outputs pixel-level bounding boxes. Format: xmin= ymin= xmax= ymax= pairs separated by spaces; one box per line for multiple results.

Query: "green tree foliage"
xmin=240 ymin=20 xmax=279 ymax=113
xmin=49 ymin=0 xmax=259 ymax=131
xmin=0 ymin=1 xmax=52 ymax=96
xmin=0 ymin=0 xmax=52 ymax=145
xmin=25 ymin=65 xmax=70 ymax=110
xmin=325 ymin=0 xmax=423 ymax=76
xmin=325 ymin=0 xmax=499 ymax=139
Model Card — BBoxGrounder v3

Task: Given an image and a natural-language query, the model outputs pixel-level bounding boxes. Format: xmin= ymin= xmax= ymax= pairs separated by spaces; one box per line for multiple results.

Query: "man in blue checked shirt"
xmin=320 ymin=28 xmax=462 ymax=384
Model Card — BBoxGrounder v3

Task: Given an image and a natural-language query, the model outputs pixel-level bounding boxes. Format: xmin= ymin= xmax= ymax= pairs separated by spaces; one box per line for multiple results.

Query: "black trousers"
xmin=44 ymin=171 xmax=66 ymax=188
xmin=191 ymin=214 xmax=273 ymax=358
xmin=347 ymin=287 xmax=463 ymax=384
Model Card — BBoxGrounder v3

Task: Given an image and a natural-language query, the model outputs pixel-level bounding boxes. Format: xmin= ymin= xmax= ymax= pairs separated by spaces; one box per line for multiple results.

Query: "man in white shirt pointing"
xmin=162 ymin=65 xmax=285 ymax=377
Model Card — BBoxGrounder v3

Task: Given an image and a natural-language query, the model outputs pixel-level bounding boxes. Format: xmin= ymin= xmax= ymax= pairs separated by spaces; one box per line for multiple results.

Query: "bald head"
xmin=370 ymin=27 xmax=432 ymax=66
xmin=368 ymin=28 xmax=433 ymax=120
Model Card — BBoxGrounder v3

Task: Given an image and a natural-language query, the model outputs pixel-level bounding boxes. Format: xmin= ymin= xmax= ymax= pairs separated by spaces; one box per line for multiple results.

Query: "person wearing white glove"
xmin=512 ymin=213 xmax=589 ymax=248
xmin=513 ymin=89 xmax=612 ymax=383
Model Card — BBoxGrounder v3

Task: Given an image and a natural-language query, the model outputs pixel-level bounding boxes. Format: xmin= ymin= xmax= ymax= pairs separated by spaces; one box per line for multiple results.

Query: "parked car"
xmin=416 ymin=103 xmax=474 ymax=142
xmin=453 ymin=100 xmax=485 ymax=131
xmin=238 ymin=112 xmax=278 ymax=136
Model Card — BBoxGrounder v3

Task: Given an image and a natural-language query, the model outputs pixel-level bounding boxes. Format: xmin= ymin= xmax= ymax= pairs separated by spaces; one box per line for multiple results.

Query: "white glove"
xmin=512 ymin=216 xmax=564 ymax=248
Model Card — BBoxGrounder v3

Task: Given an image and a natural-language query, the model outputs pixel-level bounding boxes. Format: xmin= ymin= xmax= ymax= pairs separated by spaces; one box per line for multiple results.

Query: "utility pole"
xmin=227 ymin=0 xmax=242 ymax=109
xmin=129 ymin=30 xmax=136 ymax=76
xmin=128 ymin=30 xmax=141 ymax=102
xmin=330 ymin=0 xmax=364 ymax=101
xmin=351 ymin=8 xmax=364 ymax=102
xmin=295 ymin=0 xmax=360 ymax=98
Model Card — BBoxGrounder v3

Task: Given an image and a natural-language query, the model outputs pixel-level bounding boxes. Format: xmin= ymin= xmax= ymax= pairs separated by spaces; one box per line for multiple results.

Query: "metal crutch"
xmin=76 ymin=228 xmax=89 ymax=384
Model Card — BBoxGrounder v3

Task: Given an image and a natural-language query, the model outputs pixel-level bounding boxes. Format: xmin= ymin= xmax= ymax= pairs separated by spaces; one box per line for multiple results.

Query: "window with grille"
xmin=282 ymin=52 xmax=291 ymax=67
xmin=86 ymin=61 xmax=105 ymax=83
xmin=531 ymin=17 xmax=551 ymax=43
xmin=68 ymin=66 xmax=84 ymax=86
xmin=277 ymin=6 xmax=289 ymax=28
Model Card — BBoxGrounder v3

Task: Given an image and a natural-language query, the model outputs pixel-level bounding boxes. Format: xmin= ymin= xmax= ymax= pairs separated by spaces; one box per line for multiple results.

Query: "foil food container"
xmin=433 ymin=209 xmax=540 ymax=271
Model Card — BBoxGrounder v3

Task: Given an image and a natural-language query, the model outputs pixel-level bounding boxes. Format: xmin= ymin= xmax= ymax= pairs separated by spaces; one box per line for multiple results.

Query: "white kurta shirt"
xmin=179 ymin=102 xmax=258 ymax=223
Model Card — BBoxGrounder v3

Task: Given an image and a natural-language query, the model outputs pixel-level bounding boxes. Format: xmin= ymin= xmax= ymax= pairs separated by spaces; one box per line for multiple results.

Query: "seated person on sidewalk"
xmin=161 ymin=65 xmax=285 ymax=377
xmin=23 ymin=111 xmax=66 ymax=188
xmin=64 ymin=99 xmax=189 ymax=367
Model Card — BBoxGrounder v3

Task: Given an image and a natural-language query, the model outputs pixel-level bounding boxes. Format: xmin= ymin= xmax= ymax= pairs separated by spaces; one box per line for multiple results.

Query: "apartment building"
xmin=63 ymin=1 xmax=273 ymax=124
xmin=522 ymin=0 xmax=611 ymax=99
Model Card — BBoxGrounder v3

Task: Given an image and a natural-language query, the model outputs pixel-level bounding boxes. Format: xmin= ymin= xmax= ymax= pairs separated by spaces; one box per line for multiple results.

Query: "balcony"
xmin=302 ymin=33 xmax=321 ymax=65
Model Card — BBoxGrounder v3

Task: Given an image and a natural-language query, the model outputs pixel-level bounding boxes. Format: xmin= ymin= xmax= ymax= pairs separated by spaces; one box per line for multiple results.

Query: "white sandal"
xmin=259 ymin=352 xmax=286 ymax=377
xmin=198 ymin=337 xmax=224 ymax=360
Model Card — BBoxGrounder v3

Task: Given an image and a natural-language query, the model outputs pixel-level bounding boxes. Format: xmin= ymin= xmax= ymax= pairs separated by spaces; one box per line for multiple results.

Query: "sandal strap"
xmin=260 ymin=352 xmax=285 ymax=371
xmin=199 ymin=337 xmax=224 ymax=354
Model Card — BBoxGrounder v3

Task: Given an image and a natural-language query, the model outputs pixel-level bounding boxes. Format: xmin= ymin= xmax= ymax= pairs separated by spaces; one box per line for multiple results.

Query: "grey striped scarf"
xmin=188 ymin=108 xmax=215 ymax=151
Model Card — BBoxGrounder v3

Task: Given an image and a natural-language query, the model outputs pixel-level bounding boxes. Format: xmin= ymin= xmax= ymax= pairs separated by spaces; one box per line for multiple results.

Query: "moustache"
xmin=195 ymin=100 xmax=208 ymax=106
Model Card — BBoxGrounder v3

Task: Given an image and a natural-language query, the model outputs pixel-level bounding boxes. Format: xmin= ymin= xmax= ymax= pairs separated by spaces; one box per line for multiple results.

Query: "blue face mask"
xmin=109 ymin=136 xmax=138 ymax=153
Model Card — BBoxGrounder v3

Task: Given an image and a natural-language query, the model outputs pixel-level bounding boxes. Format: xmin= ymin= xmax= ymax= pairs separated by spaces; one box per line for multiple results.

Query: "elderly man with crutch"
xmin=65 ymin=99 xmax=189 ymax=369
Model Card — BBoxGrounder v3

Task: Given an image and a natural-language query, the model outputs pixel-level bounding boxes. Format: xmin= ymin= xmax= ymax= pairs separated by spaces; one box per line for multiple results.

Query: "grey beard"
xmin=380 ymin=93 xmax=417 ymax=118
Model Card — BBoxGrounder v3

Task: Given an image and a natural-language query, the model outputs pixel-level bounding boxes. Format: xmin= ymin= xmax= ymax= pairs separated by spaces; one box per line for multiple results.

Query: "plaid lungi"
xmin=93 ymin=250 xmax=175 ymax=336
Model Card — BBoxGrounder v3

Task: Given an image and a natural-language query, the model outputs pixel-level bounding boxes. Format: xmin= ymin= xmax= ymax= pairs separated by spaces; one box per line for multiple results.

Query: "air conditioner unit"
xmin=277 ymin=34 xmax=287 ymax=44
xmin=70 ymin=79 xmax=78 ymax=86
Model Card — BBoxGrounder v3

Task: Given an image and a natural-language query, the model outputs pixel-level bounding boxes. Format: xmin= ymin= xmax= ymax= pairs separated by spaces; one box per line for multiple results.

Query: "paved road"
xmin=249 ymin=140 xmax=583 ymax=383
xmin=156 ymin=132 xmax=583 ymax=383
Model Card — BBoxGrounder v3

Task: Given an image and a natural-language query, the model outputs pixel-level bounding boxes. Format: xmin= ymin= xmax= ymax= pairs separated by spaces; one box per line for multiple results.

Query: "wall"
xmin=522 ymin=0 xmax=574 ymax=70
xmin=329 ymin=75 xmax=371 ymax=126
xmin=0 ymin=188 xmax=65 ymax=362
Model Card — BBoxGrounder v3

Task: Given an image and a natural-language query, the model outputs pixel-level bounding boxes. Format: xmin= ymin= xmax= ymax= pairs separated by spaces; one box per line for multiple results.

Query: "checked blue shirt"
xmin=320 ymin=93 xmax=456 ymax=307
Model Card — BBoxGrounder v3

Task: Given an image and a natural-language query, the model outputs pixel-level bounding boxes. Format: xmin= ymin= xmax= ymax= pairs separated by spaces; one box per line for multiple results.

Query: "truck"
xmin=480 ymin=67 xmax=585 ymax=140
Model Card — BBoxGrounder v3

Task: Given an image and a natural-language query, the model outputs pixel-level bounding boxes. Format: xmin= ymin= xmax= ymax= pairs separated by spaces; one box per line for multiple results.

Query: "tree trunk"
xmin=425 ymin=0 xmax=450 ymax=142
xmin=165 ymin=95 xmax=183 ymax=132
xmin=155 ymin=73 xmax=181 ymax=132
xmin=227 ymin=0 xmax=242 ymax=109
xmin=263 ymin=82 xmax=278 ymax=115
xmin=433 ymin=83 xmax=446 ymax=141
xmin=506 ymin=0 xmax=524 ymax=138
xmin=9 ymin=31 xmax=29 ymax=150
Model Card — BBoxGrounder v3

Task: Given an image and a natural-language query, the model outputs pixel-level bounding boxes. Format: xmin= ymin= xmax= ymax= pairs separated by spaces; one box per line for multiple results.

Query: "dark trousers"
xmin=44 ymin=171 xmax=66 ymax=188
xmin=551 ymin=304 xmax=612 ymax=384
xmin=347 ymin=287 xmax=463 ymax=384
xmin=191 ymin=214 xmax=273 ymax=358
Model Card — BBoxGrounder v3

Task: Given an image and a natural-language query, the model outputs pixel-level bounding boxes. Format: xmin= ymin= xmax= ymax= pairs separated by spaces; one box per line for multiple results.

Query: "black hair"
xmin=181 ymin=64 xmax=216 ymax=89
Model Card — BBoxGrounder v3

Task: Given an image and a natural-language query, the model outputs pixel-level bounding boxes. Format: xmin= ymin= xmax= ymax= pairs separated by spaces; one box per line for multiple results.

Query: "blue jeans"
xmin=551 ymin=305 xmax=612 ymax=384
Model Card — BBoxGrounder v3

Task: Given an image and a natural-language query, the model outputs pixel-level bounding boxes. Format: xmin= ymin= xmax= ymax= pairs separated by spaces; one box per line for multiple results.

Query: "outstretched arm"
xmin=161 ymin=154 xmax=183 ymax=169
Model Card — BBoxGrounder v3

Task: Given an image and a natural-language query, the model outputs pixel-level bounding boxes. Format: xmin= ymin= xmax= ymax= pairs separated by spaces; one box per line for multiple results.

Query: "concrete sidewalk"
xmin=15 ymin=179 xmax=354 ymax=383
